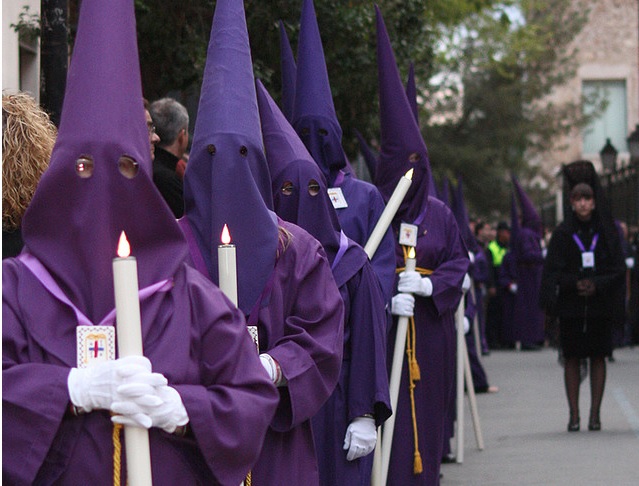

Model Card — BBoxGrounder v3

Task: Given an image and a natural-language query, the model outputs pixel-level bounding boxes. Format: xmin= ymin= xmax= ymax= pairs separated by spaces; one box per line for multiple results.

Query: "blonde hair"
xmin=2 ymin=92 xmax=57 ymax=231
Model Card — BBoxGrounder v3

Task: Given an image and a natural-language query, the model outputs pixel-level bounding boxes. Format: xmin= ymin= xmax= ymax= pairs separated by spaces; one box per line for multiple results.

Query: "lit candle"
xmin=217 ymin=224 xmax=238 ymax=306
xmin=364 ymin=168 xmax=413 ymax=259
xmin=113 ymin=231 xmax=153 ymax=486
xmin=380 ymin=246 xmax=416 ymax=484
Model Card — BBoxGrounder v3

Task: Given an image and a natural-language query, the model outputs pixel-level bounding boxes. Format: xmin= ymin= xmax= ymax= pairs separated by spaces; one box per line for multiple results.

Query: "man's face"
xmin=145 ymin=110 xmax=160 ymax=159
xmin=571 ymin=194 xmax=595 ymax=222
xmin=497 ymin=229 xmax=510 ymax=245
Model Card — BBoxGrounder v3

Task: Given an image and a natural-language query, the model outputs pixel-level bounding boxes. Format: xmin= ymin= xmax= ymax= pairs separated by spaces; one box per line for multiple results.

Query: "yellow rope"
xmin=398 ymin=245 xmax=425 ymax=474
xmin=245 ymin=472 xmax=252 ymax=485
xmin=406 ymin=317 xmax=423 ymax=474
xmin=113 ymin=423 xmax=123 ymax=486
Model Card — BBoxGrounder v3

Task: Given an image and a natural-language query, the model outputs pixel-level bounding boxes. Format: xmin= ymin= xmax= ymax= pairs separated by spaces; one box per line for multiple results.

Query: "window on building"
xmin=582 ymin=80 xmax=627 ymax=154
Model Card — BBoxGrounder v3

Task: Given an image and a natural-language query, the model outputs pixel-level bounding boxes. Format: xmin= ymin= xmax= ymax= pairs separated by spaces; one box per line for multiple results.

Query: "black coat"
xmin=540 ymin=217 xmax=625 ymax=319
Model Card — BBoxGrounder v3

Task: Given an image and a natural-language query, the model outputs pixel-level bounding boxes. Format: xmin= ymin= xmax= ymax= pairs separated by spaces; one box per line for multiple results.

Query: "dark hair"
xmin=569 ymin=182 xmax=594 ymax=200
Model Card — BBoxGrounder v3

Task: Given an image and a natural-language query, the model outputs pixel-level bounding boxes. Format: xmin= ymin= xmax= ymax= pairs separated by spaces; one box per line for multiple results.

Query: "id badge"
xmin=327 ymin=187 xmax=348 ymax=209
xmin=581 ymin=251 xmax=595 ymax=269
xmin=76 ymin=325 xmax=116 ymax=368
xmin=399 ymin=223 xmax=418 ymax=247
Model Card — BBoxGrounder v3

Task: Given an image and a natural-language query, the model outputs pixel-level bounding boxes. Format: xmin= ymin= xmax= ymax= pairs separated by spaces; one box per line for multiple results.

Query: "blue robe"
xmin=312 ymin=242 xmax=391 ymax=486
xmin=333 ymin=171 xmax=397 ymax=304
xmin=387 ymin=197 xmax=469 ymax=486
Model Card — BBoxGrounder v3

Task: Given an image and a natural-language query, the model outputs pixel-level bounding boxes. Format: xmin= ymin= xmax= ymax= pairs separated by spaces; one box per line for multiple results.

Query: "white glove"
xmin=397 ymin=271 xmax=433 ymax=297
xmin=508 ymin=282 xmax=518 ymax=294
xmin=68 ymin=356 xmax=154 ymax=413
xmin=391 ymin=293 xmax=415 ymax=317
xmin=259 ymin=353 xmax=287 ymax=386
xmin=462 ymin=273 xmax=472 ymax=293
xmin=468 ymin=251 xmax=476 ymax=264
xmin=112 ymin=385 xmax=189 ymax=433
xmin=343 ymin=416 xmax=376 ymax=461
xmin=626 ymin=257 xmax=635 ymax=269
xmin=463 ymin=317 xmax=471 ymax=334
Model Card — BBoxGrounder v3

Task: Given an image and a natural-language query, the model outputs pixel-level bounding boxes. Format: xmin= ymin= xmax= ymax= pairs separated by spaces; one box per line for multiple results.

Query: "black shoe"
xmin=588 ymin=416 xmax=601 ymax=431
xmin=567 ymin=415 xmax=580 ymax=432
xmin=441 ymin=454 xmax=456 ymax=464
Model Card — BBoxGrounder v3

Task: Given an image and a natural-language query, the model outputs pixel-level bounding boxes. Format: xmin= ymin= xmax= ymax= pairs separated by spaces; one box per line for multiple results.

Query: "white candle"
xmin=217 ymin=224 xmax=238 ymax=307
xmin=364 ymin=168 xmax=413 ymax=259
xmin=113 ymin=231 xmax=153 ymax=486
xmin=379 ymin=246 xmax=416 ymax=484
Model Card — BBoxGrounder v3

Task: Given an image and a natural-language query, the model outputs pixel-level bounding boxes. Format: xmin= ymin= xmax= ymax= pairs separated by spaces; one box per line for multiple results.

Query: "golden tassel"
xmin=113 ymin=423 xmax=123 ymax=486
xmin=406 ymin=323 xmax=423 ymax=475
xmin=245 ymin=472 xmax=252 ymax=485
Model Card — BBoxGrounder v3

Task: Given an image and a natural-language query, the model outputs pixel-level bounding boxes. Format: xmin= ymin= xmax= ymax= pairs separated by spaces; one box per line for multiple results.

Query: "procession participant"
xmin=511 ymin=175 xmax=546 ymax=349
xmin=180 ymin=1 xmax=344 ymax=483
xmin=2 ymin=0 xmax=279 ymax=484
xmin=292 ymin=0 xmax=396 ymax=303
xmin=257 ymin=79 xmax=391 ymax=485
xmin=375 ymin=6 xmax=469 ymax=485
xmin=279 ymin=19 xmax=297 ymax=122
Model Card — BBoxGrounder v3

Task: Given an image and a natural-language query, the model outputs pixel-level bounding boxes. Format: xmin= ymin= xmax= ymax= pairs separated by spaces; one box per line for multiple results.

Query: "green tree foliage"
xmin=132 ymin=0 xmax=591 ymax=219
xmin=424 ymin=0 xmax=591 ymax=218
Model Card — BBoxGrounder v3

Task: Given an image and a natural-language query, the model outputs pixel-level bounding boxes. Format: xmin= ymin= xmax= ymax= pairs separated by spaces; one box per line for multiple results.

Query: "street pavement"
xmin=440 ymin=346 xmax=639 ymax=485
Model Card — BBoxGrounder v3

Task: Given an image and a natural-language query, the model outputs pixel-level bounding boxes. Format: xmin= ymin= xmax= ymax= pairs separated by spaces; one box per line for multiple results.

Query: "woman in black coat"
xmin=541 ymin=161 xmax=625 ymax=432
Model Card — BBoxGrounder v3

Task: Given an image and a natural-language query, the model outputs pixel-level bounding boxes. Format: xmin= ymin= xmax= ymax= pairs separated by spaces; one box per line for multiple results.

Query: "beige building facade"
xmin=536 ymin=0 xmax=639 ymax=182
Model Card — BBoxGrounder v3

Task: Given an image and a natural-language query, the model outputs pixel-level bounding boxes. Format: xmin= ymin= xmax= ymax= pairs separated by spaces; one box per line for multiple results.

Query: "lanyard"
xmin=18 ymin=253 xmax=172 ymax=327
xmin=572 ymin=233 xmax=599 ymax=253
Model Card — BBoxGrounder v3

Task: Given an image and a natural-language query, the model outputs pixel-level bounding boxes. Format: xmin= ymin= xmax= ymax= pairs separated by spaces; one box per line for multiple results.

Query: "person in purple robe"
xmin=180 ymin=1 xmax=344 ymax=484
xmin=497 ymin=192 xmax=521 ymax=348
xmin=279 ymin=19 xmax=297 ymax=122
xmin=256 ymin=79 xmax=391 ymax=485
xmin=2 ymin=1 xmax=280 ymax=484
xmin=452 ymin=176 xmax=498 ymax=395
xmin=291 ymin=0 xmax=396 ymax=304
xmin=374 ymin=7 xmax=469 ymax=485
xmin=511 ymin=175 xmax=546 ymax=349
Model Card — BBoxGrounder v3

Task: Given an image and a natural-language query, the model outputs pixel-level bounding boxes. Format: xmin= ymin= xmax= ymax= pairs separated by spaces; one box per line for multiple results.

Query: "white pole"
xmin=455 ymin=301 xmax=465 ymax=464
xmin=462 ymin=337 xmax=485 ymax=450
xmin=380 ymin=249 xmax=416 ymax=485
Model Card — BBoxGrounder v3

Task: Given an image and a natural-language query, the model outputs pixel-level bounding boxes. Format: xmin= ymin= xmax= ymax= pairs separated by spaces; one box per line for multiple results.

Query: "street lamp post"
xmin=599 ymin=138 xmax=618 ymax=173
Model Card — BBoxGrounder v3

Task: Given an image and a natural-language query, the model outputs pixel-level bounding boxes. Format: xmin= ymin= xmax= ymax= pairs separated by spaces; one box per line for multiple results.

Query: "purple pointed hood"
xmin=257 ymin=79 xmax=365 ymax=287
xmin=511 ymin=175 xmax=541 ymax=236
xmin=21 ymin=0 xmax=186 ymax=323
xmin=406 ymin=62 xmax=419 ymax=123
xmin=437 ymin=176 xmax=452 ymax=207
xmin=509 ymin=189 xmax=521 ymax=258
xmin=183 ymin=0 xmax=278 ymax=315
xmin=279 ymin=20 xmax=297 ymax=122
xmin=453 ymin=176 xmax=479 ymax=253
xmin=354 ymin=129 xmax=379 ymax=180
xmin=374 ymin=5 xmax=431 ymax=224
xmin=292 ymin=0 xmax=347 ymax=184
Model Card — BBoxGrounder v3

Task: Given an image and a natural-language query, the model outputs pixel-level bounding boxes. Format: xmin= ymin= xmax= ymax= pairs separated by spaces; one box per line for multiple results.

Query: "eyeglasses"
xmin=147 ymin=123 xmax=156 ymax=136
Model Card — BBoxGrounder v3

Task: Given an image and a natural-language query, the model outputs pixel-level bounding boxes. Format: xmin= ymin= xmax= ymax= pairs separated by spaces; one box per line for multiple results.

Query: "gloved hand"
xmin=468 ymin=251 xmax=476 ymax=264
xmin=576 ymin=279 xmax=595 ymax=297
xmin=508 ymin=282 xmax=518 ymax=294
xmin=343 ymin=416 xmax=376 ymax=461
xmin=112 ymin=385 xmax=189 ymax=433
xmin=463 ymin=317 xmax=471 ymax=334
xmin=259 ymin=353 xmax=286 ymax=386
xmin=391 ymin=293 xmax=415 ymax=317
xmin=68 ymin=355 xmax=154 ymax=413
xmin=397 ymin=271 xmax=433 ymax=297
xmin=462 ymin=273 xmax=472 ymax=293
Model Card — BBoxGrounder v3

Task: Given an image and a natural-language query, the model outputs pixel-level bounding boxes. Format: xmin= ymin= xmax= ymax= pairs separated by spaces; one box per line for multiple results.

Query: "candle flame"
xmin=408 ymin=247 xmax=416 ymax=259
xmin=404 ymin=168 xmax=414 ymax=180
xmin=221 ymin=224 xmax=231 ymax=245
xmin=117 ymin=231 xmax=131 ymax=257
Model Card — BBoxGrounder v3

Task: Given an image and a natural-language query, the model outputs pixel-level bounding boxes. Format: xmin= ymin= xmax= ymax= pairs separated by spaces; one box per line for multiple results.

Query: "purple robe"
xmin=225 ymin=219 xmax=345 ymax=485
xmin=334 ymin=171 xmax=397 ymax=303
xmin=512 ymin=227 xmax=545 ymax=345
xmin=387 ymin=197 xmax=469 ymax=486
xmin=312 ymin=246 xmax=391 ymax=486
xmin=3 ymin=260 xmax=279 ymax=485
xmin=497 ymin=251 xmax=518 ymax=346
